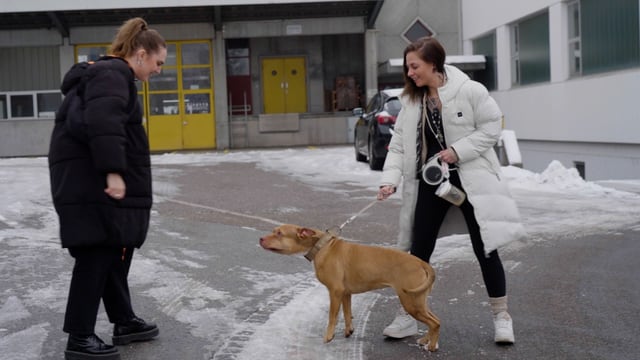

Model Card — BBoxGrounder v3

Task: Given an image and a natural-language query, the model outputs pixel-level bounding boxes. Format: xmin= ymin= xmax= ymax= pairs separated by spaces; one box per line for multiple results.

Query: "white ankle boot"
xmin=490 ymin=296 xmax=514 ymax=344
xmin=382 ymin=308 xmax=418 ymax=338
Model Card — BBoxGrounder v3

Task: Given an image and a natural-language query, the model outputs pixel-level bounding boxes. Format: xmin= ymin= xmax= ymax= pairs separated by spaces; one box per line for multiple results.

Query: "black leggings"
xmin=411 ymin=171 xmax=506 ymax=298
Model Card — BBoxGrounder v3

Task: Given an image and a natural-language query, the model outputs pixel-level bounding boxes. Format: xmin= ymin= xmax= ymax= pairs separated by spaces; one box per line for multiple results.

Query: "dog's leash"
xmin=328 ymin=199 xmax=379 ymax=236
xmin=305 ymin=199 xmax=379 ymax=262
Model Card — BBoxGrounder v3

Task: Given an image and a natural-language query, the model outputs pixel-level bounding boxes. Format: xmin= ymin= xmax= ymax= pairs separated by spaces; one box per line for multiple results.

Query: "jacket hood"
xmin=438 ymin=64 xmax=470 ymax=103
xmin=60 ymin=62 xmax=90 ymax=95
xmin=398 ymin=64 xmax=470 ymax=107
xmin=60 ymin=56 xmax=131 ymax=95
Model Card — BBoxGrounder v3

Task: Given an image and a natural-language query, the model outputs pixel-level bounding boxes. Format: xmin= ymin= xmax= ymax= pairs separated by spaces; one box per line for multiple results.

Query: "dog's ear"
xmin=297 ymin=227 xmax=316 ymax=239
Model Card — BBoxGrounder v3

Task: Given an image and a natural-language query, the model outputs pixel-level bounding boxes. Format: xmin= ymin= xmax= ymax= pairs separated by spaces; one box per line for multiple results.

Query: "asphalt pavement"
xmin=5 ymin=159 xmax=639 ymax=360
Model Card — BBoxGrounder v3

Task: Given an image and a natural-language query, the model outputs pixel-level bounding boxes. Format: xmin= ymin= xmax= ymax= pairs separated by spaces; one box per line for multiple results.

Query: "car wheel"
xmin=368 ymin=136 xmax=384 ymax=171
xmin=355 ymin=131 xmax=367 ymax=163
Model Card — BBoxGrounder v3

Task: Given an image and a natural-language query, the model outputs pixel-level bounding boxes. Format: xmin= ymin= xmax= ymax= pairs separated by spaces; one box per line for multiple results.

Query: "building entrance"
xmin=147 ymin=41 xmax=215 ymax=151
xmin=261 ymin=57 xmax=307 ymax=114
xmin=76 ymin=41 xmax=216 ymax=151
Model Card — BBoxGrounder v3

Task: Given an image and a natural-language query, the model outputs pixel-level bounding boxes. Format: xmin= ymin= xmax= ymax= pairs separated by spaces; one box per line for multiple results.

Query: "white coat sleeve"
xmin=380 ymin=99 xmax=408 ymax=187
xmin=450 ymin=81 xmax=502 ymax=163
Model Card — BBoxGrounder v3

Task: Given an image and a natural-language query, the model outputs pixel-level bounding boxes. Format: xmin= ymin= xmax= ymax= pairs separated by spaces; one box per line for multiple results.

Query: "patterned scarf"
xmin=416 ymin=95 xmax=428 ymax=178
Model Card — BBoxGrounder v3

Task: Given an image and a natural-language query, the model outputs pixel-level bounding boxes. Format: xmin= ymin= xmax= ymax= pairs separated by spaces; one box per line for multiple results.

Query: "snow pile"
xmin=503 ymin=160 xmax=625 ymax=197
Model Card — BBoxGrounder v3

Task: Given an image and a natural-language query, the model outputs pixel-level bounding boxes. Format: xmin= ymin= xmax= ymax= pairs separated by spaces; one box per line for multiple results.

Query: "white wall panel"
xmin=492 ymin=69 xmax=640 ymax=144
xmin=462 ymin=0 xmax=556 ymax=38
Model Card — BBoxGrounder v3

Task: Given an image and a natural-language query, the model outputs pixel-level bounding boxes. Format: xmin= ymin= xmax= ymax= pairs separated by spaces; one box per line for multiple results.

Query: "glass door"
xmin=147 ymin=41 xmax=215 ymax=151
xmin=180 ymin=41 xmax=215 ymax=149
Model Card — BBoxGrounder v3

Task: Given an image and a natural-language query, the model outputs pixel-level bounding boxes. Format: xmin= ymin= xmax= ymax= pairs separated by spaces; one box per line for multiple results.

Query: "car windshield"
xmin=384 ymin=98 xmax=402 ymax=116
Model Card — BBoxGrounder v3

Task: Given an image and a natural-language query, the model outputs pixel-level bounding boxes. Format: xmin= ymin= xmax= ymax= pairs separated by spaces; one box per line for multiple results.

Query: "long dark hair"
xmin=402 ymin=36 xmax=446 ymax=103
xmin=109 ymin=17 xmax=166 ymax=58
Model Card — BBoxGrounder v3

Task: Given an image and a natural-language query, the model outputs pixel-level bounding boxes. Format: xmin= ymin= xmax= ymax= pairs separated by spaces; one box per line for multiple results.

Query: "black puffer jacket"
xmin=48 ymin=56 xmax=152 ymax=248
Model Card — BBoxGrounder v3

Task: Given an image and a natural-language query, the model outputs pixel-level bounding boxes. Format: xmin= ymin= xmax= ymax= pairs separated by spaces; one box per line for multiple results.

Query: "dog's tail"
xmin=405 ymin=261 xmax=436 ymax=294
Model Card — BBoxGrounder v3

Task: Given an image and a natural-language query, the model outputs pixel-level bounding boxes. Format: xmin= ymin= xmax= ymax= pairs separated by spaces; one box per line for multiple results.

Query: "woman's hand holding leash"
xmin=438 ymin=147 xmax=459 ymax=164
xmin=377 ymin=185 xmax=396 ymax=200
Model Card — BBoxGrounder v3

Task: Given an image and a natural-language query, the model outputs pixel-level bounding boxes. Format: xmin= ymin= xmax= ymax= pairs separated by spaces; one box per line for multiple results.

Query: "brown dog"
xmin=259 ymin=224 xmax=440 ymax=351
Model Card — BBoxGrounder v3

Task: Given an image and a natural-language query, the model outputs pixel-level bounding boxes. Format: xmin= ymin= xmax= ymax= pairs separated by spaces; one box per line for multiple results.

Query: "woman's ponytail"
xmin=109 ymin=17 xmax=165 ymax=58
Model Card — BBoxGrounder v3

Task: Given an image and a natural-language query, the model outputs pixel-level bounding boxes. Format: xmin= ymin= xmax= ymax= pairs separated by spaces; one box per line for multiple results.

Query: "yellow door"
xmin=262 ymin=57 xmax=307 ymax=114
xmin=181 ymin=42 xmax=215 ymax=149
xmin=262 ymin=58 xmax=286 ymax=113
xmin=182 ymin=93 xmax=215 ymax=149
xmin=146 ymin=41 xmax=215 ymax=151
xmin=284 ymin=57 xmax=307 ymax=113
xmin=147 ymin=67 xmax=183 ymax=150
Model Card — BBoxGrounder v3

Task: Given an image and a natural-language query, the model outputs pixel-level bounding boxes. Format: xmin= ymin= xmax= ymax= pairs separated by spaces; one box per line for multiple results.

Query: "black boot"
xmin=112 ymin=316 xmax=159 ymax=345
xmin=65 ymin=334 xmax=120 ymax=360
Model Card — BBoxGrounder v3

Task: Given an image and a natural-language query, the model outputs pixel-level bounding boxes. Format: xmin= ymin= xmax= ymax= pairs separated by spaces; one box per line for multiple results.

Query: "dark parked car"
xmin=353 ymin=88 xmax=403 ymax=170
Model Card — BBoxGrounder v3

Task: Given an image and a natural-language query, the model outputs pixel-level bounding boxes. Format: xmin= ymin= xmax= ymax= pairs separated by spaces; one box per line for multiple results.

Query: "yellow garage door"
xmin=146 ymin=41 xmax=215 ymax=151
xmin=75 ymin=42 xmax=215 ymax=151
xmin=262 ymin=57 xmax=307 ymax=114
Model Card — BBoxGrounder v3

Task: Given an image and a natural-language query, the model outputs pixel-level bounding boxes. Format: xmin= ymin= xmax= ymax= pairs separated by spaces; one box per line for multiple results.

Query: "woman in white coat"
xmin=377 ymin=37 xmax=524 ymax=345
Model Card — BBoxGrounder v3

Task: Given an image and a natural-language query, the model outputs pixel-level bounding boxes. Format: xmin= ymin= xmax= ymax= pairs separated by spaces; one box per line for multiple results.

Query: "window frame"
xmin=510 ymin=24 xmax=521 ymax=86
xmin=0 ymin=90 xmax=62 ymax=120
xmin=510 ymin=11 xmax=551 ymax=86
xmin=568 ymin=0 xmax=582 ymax=77
xmin=401 ymin=17 xmax=436 ymax=44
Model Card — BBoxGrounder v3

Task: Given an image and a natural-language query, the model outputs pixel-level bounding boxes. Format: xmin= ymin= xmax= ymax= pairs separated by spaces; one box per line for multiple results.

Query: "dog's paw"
xmin=344 ymin=327 xmax=354 ymax=338
xmin=417 ymin=337 xmax=439 ymax=352
xmin=323 ymin=333 xmax=335 ymax=343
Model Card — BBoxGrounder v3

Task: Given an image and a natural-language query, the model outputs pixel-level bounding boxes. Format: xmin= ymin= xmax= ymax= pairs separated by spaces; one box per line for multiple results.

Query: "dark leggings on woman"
xmin=410 ymin=170 xmax=506 ymax=298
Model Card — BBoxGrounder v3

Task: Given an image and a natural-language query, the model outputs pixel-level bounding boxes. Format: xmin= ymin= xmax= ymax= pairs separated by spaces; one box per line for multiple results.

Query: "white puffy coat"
xmin=380 ymin=65 xmax=525 ymax=255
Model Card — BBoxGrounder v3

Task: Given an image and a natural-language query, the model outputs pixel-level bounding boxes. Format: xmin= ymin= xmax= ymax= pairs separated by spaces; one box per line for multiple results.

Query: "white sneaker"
xmin=493 ymin=311 xmax=514 ymax=344
xmin=382 ymin=309 xmax=418 ymax=338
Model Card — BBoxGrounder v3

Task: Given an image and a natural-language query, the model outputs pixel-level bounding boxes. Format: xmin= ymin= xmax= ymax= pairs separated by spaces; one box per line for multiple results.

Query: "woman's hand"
xmin=105 ymin=173 xmax=126 ymax=199
xmin=377 ymin=185 xmax=396 ymax=200
xmin=438 ymin=147 xmax=459 ymax=164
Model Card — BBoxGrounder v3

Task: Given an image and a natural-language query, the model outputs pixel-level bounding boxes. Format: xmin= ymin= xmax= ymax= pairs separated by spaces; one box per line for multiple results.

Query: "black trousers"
xmin=63 ymin=246 xmax=136 ymax=335
xmin=411 ymin=171 xmax=506 ymax=298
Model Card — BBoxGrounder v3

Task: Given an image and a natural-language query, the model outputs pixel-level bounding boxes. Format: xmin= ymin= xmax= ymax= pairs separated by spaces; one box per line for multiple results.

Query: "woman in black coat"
xmin=49 ymin=18 xmax=167 ymax=360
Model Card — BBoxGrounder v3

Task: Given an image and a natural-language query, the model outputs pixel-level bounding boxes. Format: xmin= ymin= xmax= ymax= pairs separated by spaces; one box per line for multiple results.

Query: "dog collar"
xmin=304 ymin=232 xmax=335 ymax=262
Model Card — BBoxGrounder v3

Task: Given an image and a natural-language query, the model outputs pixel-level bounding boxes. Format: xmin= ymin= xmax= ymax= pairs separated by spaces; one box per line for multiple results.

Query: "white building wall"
xmin=492 ymin=69 xmax=640 ymax=144
xmin=461 ymin=0 xmax=640 ymax=180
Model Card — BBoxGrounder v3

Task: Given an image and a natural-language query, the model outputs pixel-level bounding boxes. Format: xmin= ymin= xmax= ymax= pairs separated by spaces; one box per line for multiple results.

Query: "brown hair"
xmin=402 ymin=36 xmax=446 ymax=103
xmin=109 ymin=17 xmax=166 ymax=58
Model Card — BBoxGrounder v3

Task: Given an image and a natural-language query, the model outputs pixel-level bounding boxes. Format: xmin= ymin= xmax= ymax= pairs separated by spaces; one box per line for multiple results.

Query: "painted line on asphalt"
xmin=163 ymin=198 xmax=283 ymax=226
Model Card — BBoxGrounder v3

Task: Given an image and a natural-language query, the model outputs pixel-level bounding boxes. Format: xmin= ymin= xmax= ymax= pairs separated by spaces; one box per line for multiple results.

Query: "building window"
xmin=579 ymin=0 xmax=639 ymax=75
xmin=402 ymin=18 xmax=435 ymax=43
xmin=0 ymin=95 xmax=6 ymax=119
xmin=10 ymin=94 xmax=34 ymax=118
xmin=0 ymin=91 xmax=62 ymax=120
xmin=511 ymin=12 xmax=550 ymax=86
xmin=227 ymin=47 xmax=250 ymax=76
xmin=37 ymin=93 xmax=62 ymax=117
xmin=76 ymin=45 xmax=109 ymax=63
xmin=573 ymin=161 xmax=585 ymax=179
xmin=568 ymin=1 xmax=582 ymax=76
xmin=473 ymin=32 xmax=497 ymax=90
